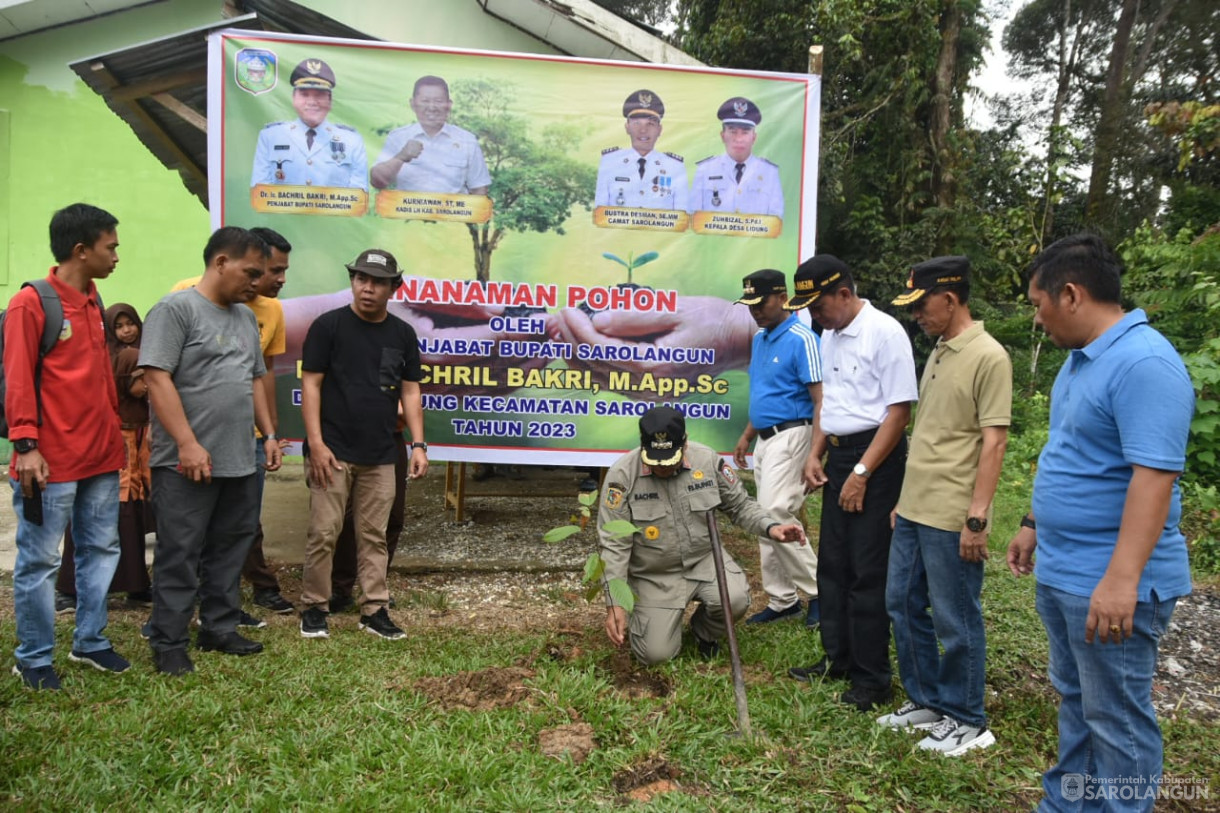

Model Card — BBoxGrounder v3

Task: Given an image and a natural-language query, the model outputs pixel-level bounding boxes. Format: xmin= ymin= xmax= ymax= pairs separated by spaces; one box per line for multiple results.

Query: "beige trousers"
xmin=301 ymin=460 xmax=395 ymax=613
xmin=754 ymin=425 xmax=819 ymax=609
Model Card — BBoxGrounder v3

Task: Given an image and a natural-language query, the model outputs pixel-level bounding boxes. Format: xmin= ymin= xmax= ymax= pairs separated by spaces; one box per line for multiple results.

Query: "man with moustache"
xmin=595 ymin=89 xmax=687 ymax=211
xmin=880 ymin=256 xmax=1010 ymax=755
xmin=140 ymin=227 xmax=282 ymax=676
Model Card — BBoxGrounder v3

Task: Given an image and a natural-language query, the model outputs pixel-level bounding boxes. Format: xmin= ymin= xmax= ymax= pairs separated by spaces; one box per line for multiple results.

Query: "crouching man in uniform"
xmin=599 ymin=406 xmax=806 ymax=664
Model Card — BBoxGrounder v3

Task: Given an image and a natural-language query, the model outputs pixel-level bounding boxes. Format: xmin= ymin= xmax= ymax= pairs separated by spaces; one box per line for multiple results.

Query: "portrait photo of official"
xmin=689 ymin=97 xmax=783 ymax=218
xmin=369 ymin=75 xmax=491 ymax=195
xmin=250 ymin=58 xmax=369 ymax=191
xmin=595 ymin=89 xmax=687 ymax=211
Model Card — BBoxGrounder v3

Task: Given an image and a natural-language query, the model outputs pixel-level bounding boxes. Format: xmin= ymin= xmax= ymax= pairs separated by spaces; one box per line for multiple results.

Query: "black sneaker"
xmin=126 ymin=590 xmax=153 ymax=607
xmin=140 ymin=619 xmax=153 ymax=640
xmin=12 ymin=663 xmax=61 ymax=690
xmin=55 ymin=592 xmax=76 ymax=615
xmin=69 ymin=647 xmax=131 ymax=673
xmin=358 ymin=607 xmax=405 ymax=640
xmin=745 ymin=601 xmax=802 ymax=624
xmin=300 ymin=607 xmax=330 ymax=639
xmin=237 ymin=610 xmax=267 ymax=629
xmin=253 ymin=590 xmax=294 ymax=614
xmin=696 ymin=636 xmax=720 ymax=660
xmin=788 ymin=657 xmax=849 ymax=683
xmin=327 ymin=593 xmax=355 ymax=614
xmin=841 ymin=684 xmax=893 ymax=712
xmin=153 ymin=648 xmax=195 ymax=676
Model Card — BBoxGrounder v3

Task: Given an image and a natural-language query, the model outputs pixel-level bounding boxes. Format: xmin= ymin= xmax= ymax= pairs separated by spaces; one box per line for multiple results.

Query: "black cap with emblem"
xmin=639 ymin=406 xmax=686 ymax=467
xmin=735 ymin=268 xmax=786 ymax=306
xmin=623 ymin=89 xmax=664 ymax=120
xmin=290 ymin=58 xmax=336 ymax=91
xmin=718 ymin=97 xmax=761 ymax=128
xmin=784 ymin=255 xmax=853 ymax=310
xmin=891 ymin=255 xmax=971 ymax=307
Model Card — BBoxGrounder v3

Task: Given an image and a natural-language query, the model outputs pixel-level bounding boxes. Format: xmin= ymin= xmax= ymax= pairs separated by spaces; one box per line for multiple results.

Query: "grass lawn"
xmin=2 ymin=460 xmax=1217 ymax=810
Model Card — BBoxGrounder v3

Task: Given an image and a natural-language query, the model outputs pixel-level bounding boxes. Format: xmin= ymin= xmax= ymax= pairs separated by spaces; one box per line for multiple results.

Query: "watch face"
xmin=967 ymin=517 xmax=987 ymax=532
xmin=853 ymin=463 xmax=867 ymax=477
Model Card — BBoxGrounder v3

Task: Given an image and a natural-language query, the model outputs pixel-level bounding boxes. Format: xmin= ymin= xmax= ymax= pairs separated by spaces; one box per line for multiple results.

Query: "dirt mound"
xmin=538 ymin=722 xmax=597 ymax=763
xmin=613 ymin=758 xmax=682 ymax=802
xmin=600 ymin=651 xmax=672 ymax=699
xmin=414 ymin=666 xmax=536 ymax=711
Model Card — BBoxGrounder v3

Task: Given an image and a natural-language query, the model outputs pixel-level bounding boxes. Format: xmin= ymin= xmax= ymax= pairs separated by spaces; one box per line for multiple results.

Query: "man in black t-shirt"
xmin=297 ymin=248 xmax=429 ymax=641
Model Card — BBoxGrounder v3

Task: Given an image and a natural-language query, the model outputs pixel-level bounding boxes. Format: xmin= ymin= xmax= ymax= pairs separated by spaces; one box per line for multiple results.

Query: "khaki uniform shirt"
xmin=598 ymin=442 xmax=776 ymax=609
xmin=897 ymin=321 xmax=1012 ymax=531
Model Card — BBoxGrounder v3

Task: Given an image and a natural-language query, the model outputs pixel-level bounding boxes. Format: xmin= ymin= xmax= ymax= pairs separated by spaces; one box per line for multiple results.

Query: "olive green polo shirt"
xmin=896 ymin=321 xmax=1012 ymax=532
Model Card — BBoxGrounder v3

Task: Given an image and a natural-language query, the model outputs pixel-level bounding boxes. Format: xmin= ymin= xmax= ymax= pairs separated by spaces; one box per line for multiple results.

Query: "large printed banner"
xmin=208 ymin=31 xmax=821 ymax=464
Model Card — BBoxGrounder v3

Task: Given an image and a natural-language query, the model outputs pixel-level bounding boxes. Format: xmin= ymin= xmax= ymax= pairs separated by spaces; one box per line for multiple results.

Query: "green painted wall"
xmin=0 ymin=0 xmax=562 ymax=315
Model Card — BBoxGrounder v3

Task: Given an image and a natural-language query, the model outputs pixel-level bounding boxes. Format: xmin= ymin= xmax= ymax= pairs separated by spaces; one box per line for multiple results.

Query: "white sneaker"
xmin=917 ymin=716 xmax=996 ymax=756
xmin=877 ymin=701 xmax=943 ymax=731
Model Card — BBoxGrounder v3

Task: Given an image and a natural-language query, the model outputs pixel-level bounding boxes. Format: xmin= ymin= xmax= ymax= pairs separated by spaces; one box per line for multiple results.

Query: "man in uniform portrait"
xmin=690 ymin=97 xmax=784 ymax=218
xmin=250 ymin=58 xmax=368 ymax=191
xmin=595 ymin=89 xmax=687 ymax=211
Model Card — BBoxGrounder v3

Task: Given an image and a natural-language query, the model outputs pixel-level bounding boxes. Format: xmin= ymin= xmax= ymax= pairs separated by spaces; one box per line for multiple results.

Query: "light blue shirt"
xmin=595 ymin=147 xmax=687 ymax=210
xmin=747 ymin=313 xmax=821 ymax=429
xmin=1033 ymin=309 xmax=1194 ymax=600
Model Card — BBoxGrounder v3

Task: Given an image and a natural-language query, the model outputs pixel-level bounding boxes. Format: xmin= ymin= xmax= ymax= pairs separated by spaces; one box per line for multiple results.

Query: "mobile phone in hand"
xmin=23 ymin=481 xmax=43 ymax=526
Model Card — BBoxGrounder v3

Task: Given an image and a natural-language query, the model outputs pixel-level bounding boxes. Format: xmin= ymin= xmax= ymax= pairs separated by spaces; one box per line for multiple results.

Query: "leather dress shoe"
xmin=195 ymin=629 xmax=264 ymax=656
xmin=788 ymin=657 xmax=849 ymax=683
xmin=153 ymin=648 xmax=195 ymax=676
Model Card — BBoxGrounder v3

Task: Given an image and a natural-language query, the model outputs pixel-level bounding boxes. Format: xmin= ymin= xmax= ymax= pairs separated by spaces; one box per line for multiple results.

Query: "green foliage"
xmin=545 ymin=498 xmax=638 ymax=613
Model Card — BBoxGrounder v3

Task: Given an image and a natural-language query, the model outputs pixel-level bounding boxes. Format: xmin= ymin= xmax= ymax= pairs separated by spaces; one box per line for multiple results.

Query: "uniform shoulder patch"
xmin=697 ymin=155 xmax=717 ymax=165
xmin=717 ymin=459 xmax=739 ymax=486
xmin=602 ymin=146 xmax=621 ymax=155
xmin=665 ymin=151 xmax=684 ymax=162
xmin=604 ymin=483 xmax=626 ymax=510
xmin=758 ymin=156 xmax=778 ymax=168
xmin=335 ymin=123 xmax=358 ymax=132
xmin=262 ymin=121 xmax=288 ymax=130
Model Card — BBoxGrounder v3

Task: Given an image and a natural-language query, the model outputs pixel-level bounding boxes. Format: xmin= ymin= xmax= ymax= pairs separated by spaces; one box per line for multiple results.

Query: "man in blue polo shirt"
xmin=732 ymin=268 xmax=821 ymax=627
xmin=1007 ymin=234 xmax=1193 ymax=812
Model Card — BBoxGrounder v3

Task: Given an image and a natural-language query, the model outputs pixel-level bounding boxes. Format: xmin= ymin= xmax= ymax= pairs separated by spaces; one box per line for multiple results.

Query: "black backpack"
xmin=0 ymin=279 xmax=77 ymax=438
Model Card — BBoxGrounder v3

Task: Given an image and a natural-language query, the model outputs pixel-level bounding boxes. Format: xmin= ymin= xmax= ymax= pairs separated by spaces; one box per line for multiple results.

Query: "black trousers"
xmin=148 ymin=469 xmax=259 ymax=651
xmin=817 ymin=434 xmax=906 ymax=690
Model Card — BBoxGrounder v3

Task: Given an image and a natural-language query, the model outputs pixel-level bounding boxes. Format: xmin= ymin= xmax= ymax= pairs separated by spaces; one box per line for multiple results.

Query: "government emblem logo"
xmin=235 ymin=48 xmax=277 ymax=96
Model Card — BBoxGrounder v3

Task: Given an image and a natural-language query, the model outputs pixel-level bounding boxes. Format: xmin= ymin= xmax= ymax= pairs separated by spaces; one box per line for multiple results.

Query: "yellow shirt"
xmin=169 ymin=276 xmax=284 ymax=356
xmin=896 ymin=322 xmax=1012 ymax=532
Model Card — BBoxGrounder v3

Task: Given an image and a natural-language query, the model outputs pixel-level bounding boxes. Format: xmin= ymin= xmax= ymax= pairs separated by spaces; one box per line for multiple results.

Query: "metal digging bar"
xmin=705 ymin=511 xmax=752 ymax=738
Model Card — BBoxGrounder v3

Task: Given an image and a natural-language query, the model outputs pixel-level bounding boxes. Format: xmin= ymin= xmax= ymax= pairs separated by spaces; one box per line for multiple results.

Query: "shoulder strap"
xmin=22 ymin=279 xmax=63 ymax=358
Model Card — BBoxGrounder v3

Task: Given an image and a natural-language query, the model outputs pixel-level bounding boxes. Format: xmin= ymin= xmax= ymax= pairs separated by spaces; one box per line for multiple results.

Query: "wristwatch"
xmin=966 ymin=516 xmax=988 ymax=533
xmin=852 ymin=462 xmax=870 ymax=479
xmin=263 ymin=434 xmax=278 ymax=443
xmin=13 ymin=438 xmax=37 ymax=454
xmin=411 ymin=441 xmax=428 ymax=452
xmin=1020 ymin=514 xmax=1037 ymax=530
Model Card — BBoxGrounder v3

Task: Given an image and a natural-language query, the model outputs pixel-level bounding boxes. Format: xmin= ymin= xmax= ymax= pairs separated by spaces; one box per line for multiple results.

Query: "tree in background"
xmin=450 ymin=79 xmax=598 ymax=283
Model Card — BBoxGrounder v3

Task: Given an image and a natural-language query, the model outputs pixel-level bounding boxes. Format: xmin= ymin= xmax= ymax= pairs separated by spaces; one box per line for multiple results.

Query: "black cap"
xmin=735 ymin=269 xmax=786 ymax=305
xmin=718 ymin=97 xmax=761 ymax=128
xmin=623 ymin=89 xmax=664 ymax=120
xmin=892 ymin=255 xmax=971 ymax=306
xmin=639 ymin=406 xmax=686 ymax=467
xmin=290 ymin=58 xmax=336 ymax=91
xmin=345 ymin=248 xmax=399 ymax=279
xmin=785 ymin=255 xmax=852 ymax=310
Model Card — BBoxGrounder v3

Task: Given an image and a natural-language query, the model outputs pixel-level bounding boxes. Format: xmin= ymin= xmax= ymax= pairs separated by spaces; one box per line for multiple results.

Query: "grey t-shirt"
xmin=139 ymin=289 xmax=266 ymax=477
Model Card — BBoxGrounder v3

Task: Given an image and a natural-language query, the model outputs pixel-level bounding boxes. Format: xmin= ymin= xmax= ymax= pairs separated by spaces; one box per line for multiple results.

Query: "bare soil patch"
xmin=413 ymin=665 xmax=536 ymax=711
xmin=613 ymin=757 xmax=683 ymax=801
xmin=537 ymin=722 xmax=597 ymax=763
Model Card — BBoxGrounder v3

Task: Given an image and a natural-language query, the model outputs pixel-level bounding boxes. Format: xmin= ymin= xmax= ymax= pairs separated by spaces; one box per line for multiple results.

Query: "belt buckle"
xmin=828 ymin=435 xmax=839 ymax=447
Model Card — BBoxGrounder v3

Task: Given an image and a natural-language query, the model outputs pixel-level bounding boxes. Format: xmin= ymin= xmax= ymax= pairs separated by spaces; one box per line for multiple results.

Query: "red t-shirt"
xmin=5 ymin=269 xmax=124 ymax=482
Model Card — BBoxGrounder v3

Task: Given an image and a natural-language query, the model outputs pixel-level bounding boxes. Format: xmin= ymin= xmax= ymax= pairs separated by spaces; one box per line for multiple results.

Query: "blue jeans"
xmin=1036 ymin=583 xmax=1177 ymax=812
xmin=887 ymin=515 xmax=986 ymax=727
xmin=11 ymin=473 xmax=120 ymax=667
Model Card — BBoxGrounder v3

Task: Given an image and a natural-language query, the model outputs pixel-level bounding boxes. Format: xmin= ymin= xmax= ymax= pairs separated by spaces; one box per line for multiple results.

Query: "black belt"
xmin=757 ymin=418 xmax=812 ymax=440
xmin=826 ymin=427 xmax=878 ymax=448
